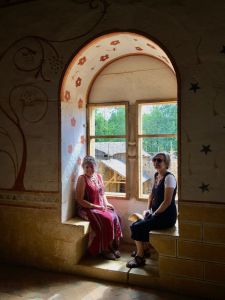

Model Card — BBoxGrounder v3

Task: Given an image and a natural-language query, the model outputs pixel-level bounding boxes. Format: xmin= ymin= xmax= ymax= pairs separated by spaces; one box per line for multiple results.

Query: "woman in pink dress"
xmin=75 ymin=155 xmax=123 ymax=260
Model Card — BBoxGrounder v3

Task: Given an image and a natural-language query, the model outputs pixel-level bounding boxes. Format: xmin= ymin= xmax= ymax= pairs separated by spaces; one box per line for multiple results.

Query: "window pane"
xmin=140 ymin=103 xmax=177 ymax=135
xmin=140 ymin=137 xmax=178 ymax=197
xmin=93 ymin=106 xmax=126 ymax=136
xmin=90 ymin=138 xmax=126 ymax=194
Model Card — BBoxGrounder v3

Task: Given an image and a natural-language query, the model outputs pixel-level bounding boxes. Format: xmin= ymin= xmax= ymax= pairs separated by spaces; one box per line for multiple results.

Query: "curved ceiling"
xmin=89 ymin=55 xmax=177 ymax=104
xmin=61 ymin=32 xmax=175 ymax=104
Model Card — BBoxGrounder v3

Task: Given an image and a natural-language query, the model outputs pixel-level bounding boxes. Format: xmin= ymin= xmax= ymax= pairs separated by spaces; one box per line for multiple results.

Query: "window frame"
xmin=87 ymin=101 xmax=129 ymax=199
xmin=136 ymin=99 xmax=177 ymax=200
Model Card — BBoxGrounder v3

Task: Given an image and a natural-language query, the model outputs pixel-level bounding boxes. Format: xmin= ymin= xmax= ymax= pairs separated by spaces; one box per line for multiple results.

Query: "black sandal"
xmin=131 ymin=249 xmax=151 ymax=258
xmin=102 ymin=251 xmax=116 ymax=260
xmin=126 ymin=256 xmax=145 ymax=268
xmin=113 ymin=249 xmax=121 ymax=258
xmin=109 ymin=246 xmax=121 ymax=258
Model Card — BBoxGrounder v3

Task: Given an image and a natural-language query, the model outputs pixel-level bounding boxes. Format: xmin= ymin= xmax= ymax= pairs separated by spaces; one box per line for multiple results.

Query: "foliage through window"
xmin=88 ymin=103 xmax=128 ymax=197
xmin=138 ymin=101 xmax=177 ymax=198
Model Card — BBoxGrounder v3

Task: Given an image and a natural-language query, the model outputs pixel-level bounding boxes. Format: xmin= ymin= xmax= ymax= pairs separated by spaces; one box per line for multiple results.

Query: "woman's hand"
xmin=143 ymin=209 xmax=152 ymax=220
xmin=143 ymin=209 xmax=151 ymax=218
xmin=98 ymin=205 xmax=107 ymax=211
xmin=107 ymin=203 xmax=114 ymax=210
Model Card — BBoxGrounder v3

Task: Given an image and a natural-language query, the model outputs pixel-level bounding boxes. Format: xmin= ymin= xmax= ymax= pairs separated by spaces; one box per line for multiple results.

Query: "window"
xmin=137 ymin=100 xmax=177 ymax=199
xmin=87 ymin=100 xmax=177 ymax=200
xmin=88 ymin=103 xmax=128 ymax=197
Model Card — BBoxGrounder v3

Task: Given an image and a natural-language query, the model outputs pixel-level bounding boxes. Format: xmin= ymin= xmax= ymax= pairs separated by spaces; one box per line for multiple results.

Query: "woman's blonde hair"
xmin=152 ymin=152 xmax=171 ymax=169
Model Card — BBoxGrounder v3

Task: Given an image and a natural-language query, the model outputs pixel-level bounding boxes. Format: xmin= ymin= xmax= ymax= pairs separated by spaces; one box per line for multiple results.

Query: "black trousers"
xmin=130 ymin=213 xmax=176 ymax=242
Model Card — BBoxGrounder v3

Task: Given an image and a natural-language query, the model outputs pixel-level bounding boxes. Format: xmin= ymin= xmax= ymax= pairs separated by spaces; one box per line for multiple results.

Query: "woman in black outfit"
xmin=126 ymin=152 xmax=177 ymax=268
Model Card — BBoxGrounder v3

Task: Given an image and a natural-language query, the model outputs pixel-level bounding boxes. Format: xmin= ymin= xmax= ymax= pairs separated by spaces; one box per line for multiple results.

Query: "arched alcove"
xmin=60 ymin=32 xmax=178 ymax=224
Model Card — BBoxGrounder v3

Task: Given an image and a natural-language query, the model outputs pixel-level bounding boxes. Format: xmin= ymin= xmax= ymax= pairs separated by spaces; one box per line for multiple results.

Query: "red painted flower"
xmin=71 ymin=171 xmax=78 ymax=183
xmin=71 ymin=117 xmax=76 ymax=127
xmin=135 ymin=47 xmax=143 ymax=51
xmin=78 ymin=98 xmax=84 ymax=109
xmin=146 ymin=43 xmax=156 ymax=49
xmin=80 ymin=135 xmax=85 ymax=144
xmin=64 ymin=90 xmax=70 ymax=101
xmin=77 ymin=156 xmax=82 ymax=165
xmin=78 ymin=56 xmax=86 ymax=65
xmin=100 ymin=54 xmax=109 ymax=62
xmin=110 ymin=40 xmax=120 ymax=45
xmin=68 ymin=144 xmax=73 ymax=154
xmin=75 ymin=77 xmax=82 ymax=87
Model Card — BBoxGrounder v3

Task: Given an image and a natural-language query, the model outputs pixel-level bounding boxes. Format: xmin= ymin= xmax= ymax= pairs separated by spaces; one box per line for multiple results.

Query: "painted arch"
xmin=60 ymin=32 xmax=176 ymax=221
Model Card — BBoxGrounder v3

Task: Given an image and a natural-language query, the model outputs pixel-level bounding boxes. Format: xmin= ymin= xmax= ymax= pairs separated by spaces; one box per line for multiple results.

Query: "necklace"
xmin=88 ymin=174 xmax=99 ymax=186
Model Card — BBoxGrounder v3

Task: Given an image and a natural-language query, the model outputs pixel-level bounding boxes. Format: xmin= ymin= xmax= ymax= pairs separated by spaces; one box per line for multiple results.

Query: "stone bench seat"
xmin=150 ymin=220 xmax=179 ymax=258
xmin=150 ymin=220 xmax=179 ymax=239
xmin=62 ymin=217 xmax=90 ymax=264
xmin=63 ymin=217 xmax=90 ymax=235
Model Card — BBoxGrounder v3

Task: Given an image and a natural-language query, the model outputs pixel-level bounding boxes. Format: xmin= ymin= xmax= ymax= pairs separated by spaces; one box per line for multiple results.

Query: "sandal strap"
xmin=135 ymin=255 xmax=145 ymax=265
xmin=131 ymin=250 xmax=150 ymax=258
xmin=126 ymin=256 xmax=145 ymax=268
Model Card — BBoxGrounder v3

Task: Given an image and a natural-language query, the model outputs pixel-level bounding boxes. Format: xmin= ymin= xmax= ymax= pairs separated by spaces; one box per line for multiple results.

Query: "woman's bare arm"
xmin=98 ymin=174 xmax=113 ymax=209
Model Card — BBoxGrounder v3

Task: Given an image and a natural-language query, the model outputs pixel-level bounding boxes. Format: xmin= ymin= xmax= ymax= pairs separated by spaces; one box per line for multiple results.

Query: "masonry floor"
xmin=0 ymin=246 xmax=197 ymax=300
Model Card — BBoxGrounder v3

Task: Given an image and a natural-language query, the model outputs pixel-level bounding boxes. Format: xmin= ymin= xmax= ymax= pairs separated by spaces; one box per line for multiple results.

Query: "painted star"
xmin=198 ymin=183 xmax=210 ymax=192
xmin=220 ymin=45 xmax=225 ymax=54
xmin=200 ymin=145 xmax=211 ymax=155
xmin=189 ymin=83 xmax=200 ymax=93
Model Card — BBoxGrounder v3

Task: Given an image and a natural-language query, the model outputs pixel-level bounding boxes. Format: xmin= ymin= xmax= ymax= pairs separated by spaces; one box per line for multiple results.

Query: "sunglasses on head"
xmin=152 ymin=158 xmax=163 ymax=163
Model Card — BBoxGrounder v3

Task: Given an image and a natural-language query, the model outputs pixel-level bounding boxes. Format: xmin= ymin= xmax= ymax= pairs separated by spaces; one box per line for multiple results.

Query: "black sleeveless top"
xmin=151 ymin=171 xmax=177 ymax=222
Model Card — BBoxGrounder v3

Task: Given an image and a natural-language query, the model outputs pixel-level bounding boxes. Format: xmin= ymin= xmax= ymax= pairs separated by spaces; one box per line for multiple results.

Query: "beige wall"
xmin=151 ymin=202 xmax=225 ymax=298
xmin=0 ymin=0 xmax=225 ymax=298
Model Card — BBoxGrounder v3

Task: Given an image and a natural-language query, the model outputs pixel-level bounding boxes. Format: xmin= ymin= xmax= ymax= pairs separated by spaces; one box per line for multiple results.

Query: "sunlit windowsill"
xmin=138 ymin=196 xmax=149 ymax=201
xmin=106 ymin=192 xmax=127 ymax=200
xmin=138 ymin=196 xmax=179 ymax=202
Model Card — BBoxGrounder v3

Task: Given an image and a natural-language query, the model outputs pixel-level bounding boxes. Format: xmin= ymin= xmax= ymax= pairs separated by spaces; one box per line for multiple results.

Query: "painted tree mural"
xmin=0 ymin=84 xmax=48 ymax=190
xmin=0 ymin=0 xmax=110 ymax=192
xmin=0 ymin=36 xmax=61 ymax=191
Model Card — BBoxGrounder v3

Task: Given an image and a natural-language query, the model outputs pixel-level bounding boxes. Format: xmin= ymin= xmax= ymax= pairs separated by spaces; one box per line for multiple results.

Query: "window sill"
xmin=106 ymin=192 xmax=127 ymax=200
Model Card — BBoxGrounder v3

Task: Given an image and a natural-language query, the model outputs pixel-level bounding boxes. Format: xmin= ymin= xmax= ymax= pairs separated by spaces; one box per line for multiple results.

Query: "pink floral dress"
xmin=77 ymin=173 xmax=122 ymax=256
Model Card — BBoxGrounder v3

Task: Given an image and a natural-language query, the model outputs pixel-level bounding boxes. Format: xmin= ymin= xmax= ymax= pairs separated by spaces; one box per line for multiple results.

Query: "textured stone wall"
xmin=0 ymin=0 xmax=225 ymax=296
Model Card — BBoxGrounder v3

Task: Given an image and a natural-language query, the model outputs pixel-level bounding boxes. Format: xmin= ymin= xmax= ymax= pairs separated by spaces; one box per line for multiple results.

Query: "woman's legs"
xmin=126 ymin=241 xmax=146 ymax=268
xmin=135 ymin=240 xmax=144 ymax=257
xmin=128 ymin=217 xmax=160 ymax=267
